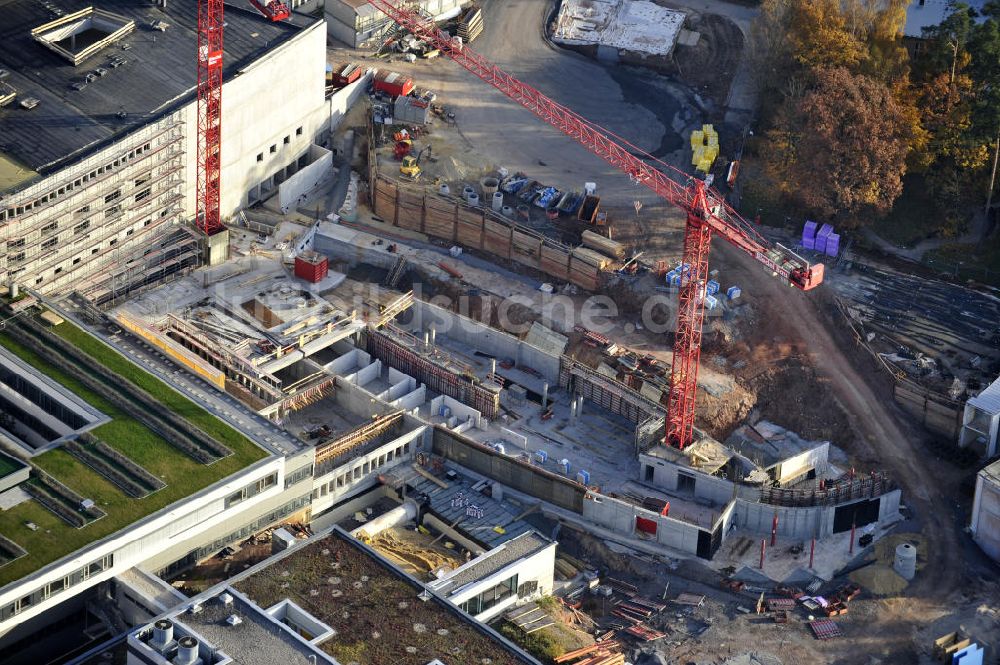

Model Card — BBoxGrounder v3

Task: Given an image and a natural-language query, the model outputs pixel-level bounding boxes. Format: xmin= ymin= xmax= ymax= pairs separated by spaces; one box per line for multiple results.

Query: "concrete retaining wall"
xmin=411 ymin=300 xmax=562 ymax=382
xmin=734 ymin=499 xmax=834 ymax=540
xmin=581 ymin=493 xmax=703 ymax=555
xmin=278 ymin=145 xmax=332 ymax=211
xmin=432 ymin=427 xmax=585 ymax=514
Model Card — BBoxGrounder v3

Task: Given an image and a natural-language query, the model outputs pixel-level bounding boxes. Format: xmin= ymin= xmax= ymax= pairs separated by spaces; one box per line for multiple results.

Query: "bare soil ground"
xmin=669 ymin=12 xmax=745 ymax=107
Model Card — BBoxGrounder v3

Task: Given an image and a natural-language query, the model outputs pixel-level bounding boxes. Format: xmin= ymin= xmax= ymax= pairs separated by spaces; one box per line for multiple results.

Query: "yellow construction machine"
xmin=399 ymin=145 xmax=431 ymax=180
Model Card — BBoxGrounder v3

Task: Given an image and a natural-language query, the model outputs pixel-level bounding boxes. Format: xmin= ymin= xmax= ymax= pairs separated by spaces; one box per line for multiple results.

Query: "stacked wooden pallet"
xmin=457 ymin=6 xmax=484 ymax=43
xmin=581 ymin=230 xmax=626 ymax=259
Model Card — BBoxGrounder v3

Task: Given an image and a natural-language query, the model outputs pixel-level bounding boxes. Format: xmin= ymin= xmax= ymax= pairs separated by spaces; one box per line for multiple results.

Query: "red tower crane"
xmin=366 ymin=0 xmax=825 ymax=450
xmin=196 ymin=0 xmax=225 ymax=236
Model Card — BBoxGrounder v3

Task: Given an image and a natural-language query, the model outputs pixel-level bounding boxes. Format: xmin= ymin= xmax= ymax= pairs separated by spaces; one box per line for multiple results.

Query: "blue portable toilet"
xmin=726 ymin=286 xmax=741 ymax=300
xmin=706 ymin=280 xmax=720 ymax=296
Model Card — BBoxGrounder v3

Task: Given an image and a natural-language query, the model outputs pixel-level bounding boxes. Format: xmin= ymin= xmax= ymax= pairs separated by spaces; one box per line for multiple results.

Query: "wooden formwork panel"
xmin=540 ymin=245 xmax=571 ymax=280
xmin=484 ymin=219 xmax=513 ymax=258
xmin=511 ymin=229 xmax=542 ymax=269
xmin=456 ymin=209 xmax=485 ymax=248
xmin=396 ymin=190 xmax=424 ymax=231
xmin=374 ymin=193 xmax=396 ymax=220
xmin=569 ymin=257 xmax=600 ymax=291
xmin=373 ymin=179 xmax=397 ymax=219
xmin=374 ymin=178 xmax=397 ymax=200
xmin=424 ymin=197 xmax=456 ymax=233
xmin=424 ymin=198 xmax=456 ymax=239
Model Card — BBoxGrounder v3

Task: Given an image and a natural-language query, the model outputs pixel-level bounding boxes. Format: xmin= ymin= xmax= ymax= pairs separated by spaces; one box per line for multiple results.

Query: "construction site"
xmin=0 ymin=0 xmax=998 ymax=664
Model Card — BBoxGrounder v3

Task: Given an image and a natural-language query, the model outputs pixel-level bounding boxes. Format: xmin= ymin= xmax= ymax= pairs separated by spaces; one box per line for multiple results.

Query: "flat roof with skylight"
xmin=0 ymin=0 xmax=318 ymax=184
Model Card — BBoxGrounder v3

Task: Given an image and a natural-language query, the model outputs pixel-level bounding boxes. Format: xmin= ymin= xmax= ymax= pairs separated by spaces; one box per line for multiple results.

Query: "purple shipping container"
xmin=825 ymin=233 xmax=840 ymax=257
xmin=802 ymin=220 xmax=818 ymax=242
xmin=815 ymin=234 xmax=828 ymax=254
xmin=817 ymin=223 xmax=834 ymax=239
xmin=802 ymin=236 xmax=816 ymax=250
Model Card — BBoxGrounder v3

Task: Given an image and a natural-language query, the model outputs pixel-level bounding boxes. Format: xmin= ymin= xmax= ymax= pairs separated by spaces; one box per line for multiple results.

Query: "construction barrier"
xmin=114 ymin=313 xmax=226 ymax=390
xmin=372 ymin=176 xmax=603 ymax=291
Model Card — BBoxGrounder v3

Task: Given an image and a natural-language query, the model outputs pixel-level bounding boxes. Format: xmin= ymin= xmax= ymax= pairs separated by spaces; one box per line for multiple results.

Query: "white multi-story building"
xmin=0 ymin=0 xmax=331 ymax=305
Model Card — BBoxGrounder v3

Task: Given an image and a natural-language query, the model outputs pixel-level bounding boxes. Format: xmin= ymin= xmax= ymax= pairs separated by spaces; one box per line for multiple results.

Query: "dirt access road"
xmin=723 ymin=242 xmax=964 ymax=658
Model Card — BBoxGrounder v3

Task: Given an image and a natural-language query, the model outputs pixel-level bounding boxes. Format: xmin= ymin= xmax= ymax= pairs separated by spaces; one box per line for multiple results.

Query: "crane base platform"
xmin=202 ymin=227 xmax=231 ymax=266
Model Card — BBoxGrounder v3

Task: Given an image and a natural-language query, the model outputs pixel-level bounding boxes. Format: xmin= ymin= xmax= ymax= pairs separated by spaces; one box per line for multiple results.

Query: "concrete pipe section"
xmin=351 ymin=499 xmax=420 ymax=542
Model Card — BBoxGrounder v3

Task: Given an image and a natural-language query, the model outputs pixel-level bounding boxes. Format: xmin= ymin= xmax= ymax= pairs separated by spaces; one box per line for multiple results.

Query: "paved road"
xmin=339 ymin=0 xmax=705 ymax=208
xmin=51 ymin=296 xmax=302 ymax=457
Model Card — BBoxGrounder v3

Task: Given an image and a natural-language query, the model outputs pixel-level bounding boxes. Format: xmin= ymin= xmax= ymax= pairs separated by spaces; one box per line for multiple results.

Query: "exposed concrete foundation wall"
xmin=774 ymin=443 xmax=829 ymax=485
xmin=732 ymin=488 xmax=902 ymax=540
xmin=734 ymin=499 xmax=834 ymax=540
xmin=430 ymin=394 xmax=484 ymax=429
xmin=432 ymin=428 xmax=585 ymax=514
xmin=326 ymin=348 xmax=371 ymax=375
xmin=329 ymin=71 xmax=374 ymax=133
xmin=277 ymin=144 xmax=332 ymax=211
xmin=581 ymin=493 xmax=703 ymax=555
xmin=314 ymin=224 xmax=400 ymax=270
xmin=410 ymin=300 xmax=562 ymax=383
xmin=393 ymin=385 xmax=426 ymax=411
xmin=639 ymin=453 xmax=756 ymax=504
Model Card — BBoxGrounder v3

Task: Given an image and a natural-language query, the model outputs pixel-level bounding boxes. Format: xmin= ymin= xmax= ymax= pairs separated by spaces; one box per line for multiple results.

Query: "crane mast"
xmin=197 ymin=0 xmax=225 ymax=236
xmin=366 ymin=0 xmax=824 ymax=450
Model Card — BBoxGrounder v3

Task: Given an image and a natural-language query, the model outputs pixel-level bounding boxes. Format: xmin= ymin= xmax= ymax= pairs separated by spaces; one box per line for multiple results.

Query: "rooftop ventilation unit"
xmin=218 ymin=592 xmax=233 ymax=607
xmin=188 ymin=602 xmax=203 ymax=614
xmin=150 ymin=619 xmax=174 ymax=651
xmin=173 ymin=636 xmax=202 ymax=665
xmin=225 ymin=614 xmax=242 ymax=626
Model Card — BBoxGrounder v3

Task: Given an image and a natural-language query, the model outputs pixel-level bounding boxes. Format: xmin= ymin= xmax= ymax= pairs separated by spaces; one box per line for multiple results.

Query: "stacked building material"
xmin=581 ymin=230 xmax=626 ymax=259
xmin=691 ymin=124 xmax=719 ymax=172
xmin=293 ymin=251 xmax=328 ymax=283
xmin=457 ymin=6 xmax=484 ymax=43
xmin=802 ymin=220 xmax=818 ymax=249
xmin=570 ymin=247 xmax=609 ymax=291
xmin=814 ymin=223 xmax=834 ymax=254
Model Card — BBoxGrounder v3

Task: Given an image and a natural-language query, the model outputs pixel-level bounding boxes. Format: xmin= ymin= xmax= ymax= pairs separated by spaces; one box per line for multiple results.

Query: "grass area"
xmin=872 ymin=174 xmax=946 ymax=248
xmin=52 ymin=324 xmax=251 ymax=452
xmin=0 ymin=321 xmax=268 ymax=587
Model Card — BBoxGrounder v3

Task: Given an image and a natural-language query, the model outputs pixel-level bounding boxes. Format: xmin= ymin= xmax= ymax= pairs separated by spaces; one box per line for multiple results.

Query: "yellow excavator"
xmin=400 ymin=145 xmax=432 ymax=180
